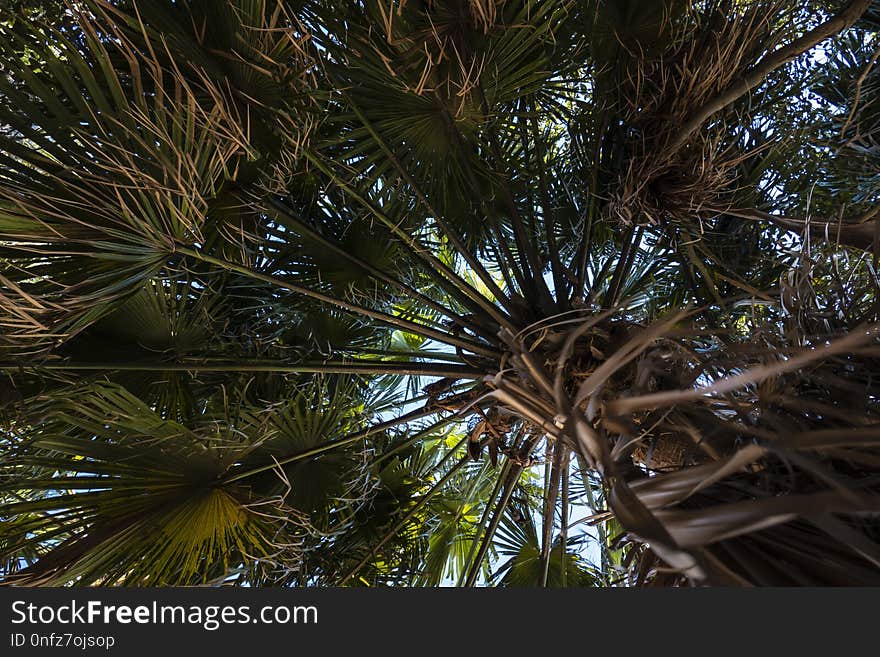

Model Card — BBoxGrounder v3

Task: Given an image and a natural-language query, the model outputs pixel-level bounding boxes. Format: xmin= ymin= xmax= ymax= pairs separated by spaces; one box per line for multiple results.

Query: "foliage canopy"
xmin=2 ymin=0 xmax=880 ymax=586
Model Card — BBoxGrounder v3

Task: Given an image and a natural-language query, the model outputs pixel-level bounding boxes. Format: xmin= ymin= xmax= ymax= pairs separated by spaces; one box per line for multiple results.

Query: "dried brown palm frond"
xmin=455 ymin=298 xmax=880 ymax=585
xmin=370 ymin=0 xmax=488 ymax=116
xmin=607 ymin=1 xmax=787 ymax=227
xmin=362 ymin=0 xmax=557 ymax=119
xmin=0 ymin=1 xmax=315 ymax=356
xmin=0 ymin=75 xmax=248 ymax=353
xmin=606 ymin=0 xmax=875 ymax=232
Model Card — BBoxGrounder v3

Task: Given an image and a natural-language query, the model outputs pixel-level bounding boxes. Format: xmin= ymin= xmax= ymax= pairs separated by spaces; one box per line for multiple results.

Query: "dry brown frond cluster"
xmin=374 ymin=0 xmax=512 ymax=117
xmin=608 ymin=1 xmax=786 ymax=227
xmin=458 ymin=307 xmax=880 ymax=583
xmin=0 ymin=1 xmax=319 ymax=356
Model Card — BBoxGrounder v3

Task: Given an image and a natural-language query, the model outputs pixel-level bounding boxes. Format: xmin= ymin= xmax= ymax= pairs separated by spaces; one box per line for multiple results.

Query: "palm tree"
xmin=1 ymin=0 xmax=879 ymax=586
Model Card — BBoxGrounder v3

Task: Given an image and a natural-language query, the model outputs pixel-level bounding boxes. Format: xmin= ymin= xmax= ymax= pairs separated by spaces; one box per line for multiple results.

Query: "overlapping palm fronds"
xmin=2 ymin=0 xmax=880 ymax=587
xmin=0 ymin=381 xmax=307 ymax=585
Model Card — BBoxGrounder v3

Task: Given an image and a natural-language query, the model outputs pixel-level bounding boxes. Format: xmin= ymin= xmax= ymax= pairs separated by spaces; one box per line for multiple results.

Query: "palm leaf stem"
xmin=464 ymin=433 xmax=540 ymax=586
xmin=303 ymin=152 xmax=517 ymax=333
xmin=0 ymin=360 xmax=483 ymax=377
xmin=342 ymin=95 xmax=519 ymax=322
xmin=338 ymin=443 xmax=471 ymax=586
xmin=259 ymin=198 xmax=493 ymax=339
xmin=176 ymin=245 xmax=500 ymax=357
xmin=540 ymin=438 xmax=564 ymax=587
xmin=529 ymin=99 xmax=567 ymax=308
xmin=455 ymin=457 xmax=515 ymax=586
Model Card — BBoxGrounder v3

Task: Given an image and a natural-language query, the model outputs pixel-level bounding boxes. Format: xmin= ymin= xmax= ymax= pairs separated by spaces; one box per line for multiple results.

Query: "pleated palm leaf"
xmin=0 ymin=374 xmax=400 ymax=585
xmin=492 ymin=500 xmax=597 ymax=587
xmin=0 ymin=382 xmax=304 ymax=585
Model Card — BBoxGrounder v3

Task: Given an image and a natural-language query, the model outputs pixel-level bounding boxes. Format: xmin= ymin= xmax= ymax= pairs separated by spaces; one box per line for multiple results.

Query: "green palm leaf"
xmin=0 ymin=382 xmax=306 ymax=585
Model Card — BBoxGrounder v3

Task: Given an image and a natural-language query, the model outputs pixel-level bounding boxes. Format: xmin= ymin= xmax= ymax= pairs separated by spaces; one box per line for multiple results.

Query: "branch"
xmin=1 ymin=360 xmax=484 ymax=378
xmin=221 ymin=403 xmax=447 ymax=485
xmin=304 ymin=151 xmax=517 ymax=334
xmin=342 ymin=94 xmax=520 ymax=325
xmin=721 ymin=205 xmax=880 ymax=250
xmin=177 ymin=246 xmax=500 ymax=358
xmin=667 ymin=0 xmax=873 ymax=153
